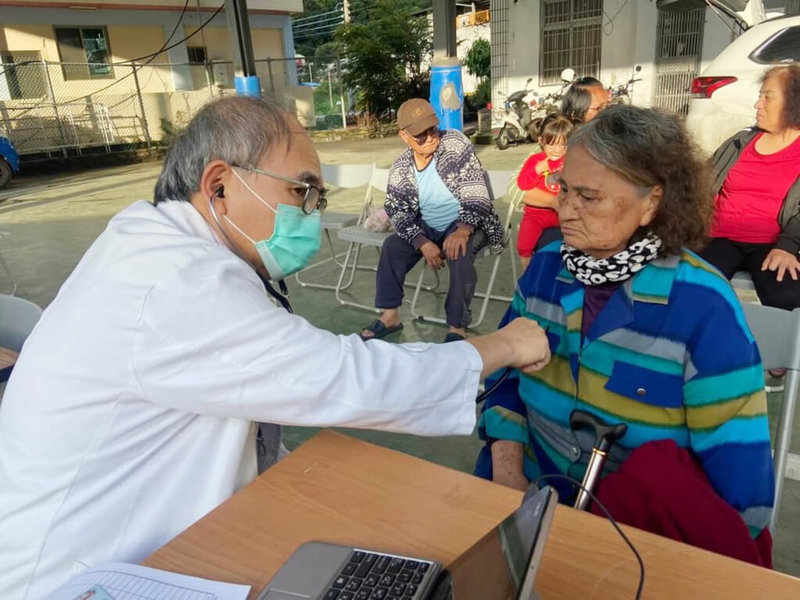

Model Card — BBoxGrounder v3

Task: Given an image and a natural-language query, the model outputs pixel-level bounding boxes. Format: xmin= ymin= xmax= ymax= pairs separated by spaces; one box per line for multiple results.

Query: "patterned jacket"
xmin=475 ymin=243 xmax=775 ymax=537
xmin=384 ymin=129 xmax=504 ymax=253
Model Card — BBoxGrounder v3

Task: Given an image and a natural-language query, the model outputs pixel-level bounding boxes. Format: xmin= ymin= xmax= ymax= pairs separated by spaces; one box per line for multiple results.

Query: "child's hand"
xmin=534 ymin=160 xmax=549 ymax=175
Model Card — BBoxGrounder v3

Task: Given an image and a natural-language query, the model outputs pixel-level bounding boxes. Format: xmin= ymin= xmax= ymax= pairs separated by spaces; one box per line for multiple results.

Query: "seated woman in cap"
xmin=360 ymin=98 xmax=503 ymax=343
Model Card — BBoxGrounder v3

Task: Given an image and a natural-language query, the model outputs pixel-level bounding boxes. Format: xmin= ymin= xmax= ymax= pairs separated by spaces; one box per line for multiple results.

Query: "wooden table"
xmin=145 ymin=431 xmax=800 ymax=599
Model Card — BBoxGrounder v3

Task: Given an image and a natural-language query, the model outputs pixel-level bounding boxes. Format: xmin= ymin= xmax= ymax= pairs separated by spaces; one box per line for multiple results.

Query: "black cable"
xmin=476 ymin=367 xmax=511 ymax=404
xmin=46 ymin=4 xmax=223 ymax=106
xmin=476 ymin=325 xmax=549 ymax=404
xmin=533 ymin=473 xmax=645 ymax=600
xmin=122 ymin=2 xmax=222 ymax=65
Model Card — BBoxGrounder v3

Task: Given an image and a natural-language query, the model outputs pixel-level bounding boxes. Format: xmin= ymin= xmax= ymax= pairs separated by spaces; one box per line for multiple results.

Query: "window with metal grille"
xmin=54 ymin=26 xmax=114 ymax=80
xmin=187 ymin=46 xmax=208 ymax=65
xmin=539 ymin=0 xmax=602 ymax=86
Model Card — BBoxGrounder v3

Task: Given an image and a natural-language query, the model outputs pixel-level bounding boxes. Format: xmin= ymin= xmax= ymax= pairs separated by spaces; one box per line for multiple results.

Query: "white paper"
xmin=42 ymin=562 xmax=251 ymax=600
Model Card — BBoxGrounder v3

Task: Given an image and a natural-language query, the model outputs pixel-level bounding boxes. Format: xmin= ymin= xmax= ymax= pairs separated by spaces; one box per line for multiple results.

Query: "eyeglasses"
xmin=232 ymin=164 xmax=327 ymax=215
xmin=408 ymin=126 xmax=439 ymax=145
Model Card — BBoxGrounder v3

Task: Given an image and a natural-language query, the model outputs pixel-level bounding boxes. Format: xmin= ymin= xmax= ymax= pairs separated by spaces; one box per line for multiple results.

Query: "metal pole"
xmin=131 ymin=63 xmax=152 ymax=154
xmin=42 ymin=61 xmax=68 ymax=156
xmin=338 ymin=58 xmax=347 ymax=130
xmin=328 ymin=66 xmax=333 ymax=111
xmin=224 ymin=0 xmax=261 ymax=96
xmin=267 ymin=57 xmax=275 ymax=97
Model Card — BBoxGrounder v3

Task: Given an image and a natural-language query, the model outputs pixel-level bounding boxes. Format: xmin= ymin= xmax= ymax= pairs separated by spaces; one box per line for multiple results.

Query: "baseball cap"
xmin=397 ymin=99 xmax=439 ymax=136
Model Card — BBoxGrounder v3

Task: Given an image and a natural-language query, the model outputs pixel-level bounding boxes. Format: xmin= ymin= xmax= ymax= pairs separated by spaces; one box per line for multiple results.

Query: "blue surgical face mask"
xmin=224 ymin=169 xmax=321 ymax=280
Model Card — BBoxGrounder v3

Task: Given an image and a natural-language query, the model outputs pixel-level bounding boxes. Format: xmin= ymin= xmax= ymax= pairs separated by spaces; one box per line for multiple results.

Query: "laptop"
xmin=257 ymin=486 xmax=558 ymax=600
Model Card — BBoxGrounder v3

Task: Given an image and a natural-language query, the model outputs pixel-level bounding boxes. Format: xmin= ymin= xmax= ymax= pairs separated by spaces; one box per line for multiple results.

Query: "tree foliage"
xmin=463 ymin=38 xmax=490 ymax=80
xmin=335 ymin=0 xmax=432 ymax=119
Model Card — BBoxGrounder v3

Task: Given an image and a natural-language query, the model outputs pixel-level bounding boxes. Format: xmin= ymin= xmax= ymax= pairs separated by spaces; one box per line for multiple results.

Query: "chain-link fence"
xmin=0 ymin=55 xmax=349 ymax=158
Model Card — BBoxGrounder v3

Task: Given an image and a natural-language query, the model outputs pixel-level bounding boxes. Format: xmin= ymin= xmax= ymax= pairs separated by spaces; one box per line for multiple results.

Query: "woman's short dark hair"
xmin=568 ymin=104 xmax=712 ymax=255
xmin=561 ymin=77 xmax=604 ymax=124
xmin=761 ymin=65 xmax=800 ymax=130
xmin=538 ymin=113 xmax=574 ymax=146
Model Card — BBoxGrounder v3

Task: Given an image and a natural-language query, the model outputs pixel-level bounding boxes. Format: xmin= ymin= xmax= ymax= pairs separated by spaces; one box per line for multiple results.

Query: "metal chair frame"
xmin=740 ymin=301 xmax=800 ymax=531
xmin=295 ymin=163 xmax=376 ymax=290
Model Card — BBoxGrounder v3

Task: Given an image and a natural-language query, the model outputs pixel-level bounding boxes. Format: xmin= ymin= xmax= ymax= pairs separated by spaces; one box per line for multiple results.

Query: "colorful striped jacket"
xmin=476 ymin=243 xmax=775 ymax=535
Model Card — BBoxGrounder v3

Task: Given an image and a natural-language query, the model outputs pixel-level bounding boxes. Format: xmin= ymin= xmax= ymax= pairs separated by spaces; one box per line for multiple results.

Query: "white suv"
xmin=686 ymin=15 xmax=800 ymax=155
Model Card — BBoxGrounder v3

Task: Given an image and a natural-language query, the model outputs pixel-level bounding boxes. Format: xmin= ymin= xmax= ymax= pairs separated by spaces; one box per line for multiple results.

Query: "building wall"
xmin=0 ymin=5 xmax=302 ymax=150
xmin=494 ymin=0 xmax=737 ymax=110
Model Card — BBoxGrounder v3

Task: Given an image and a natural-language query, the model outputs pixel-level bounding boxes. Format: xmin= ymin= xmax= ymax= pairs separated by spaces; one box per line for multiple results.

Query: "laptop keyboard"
xmin=323 ymin=550 xmax=434 ymax=600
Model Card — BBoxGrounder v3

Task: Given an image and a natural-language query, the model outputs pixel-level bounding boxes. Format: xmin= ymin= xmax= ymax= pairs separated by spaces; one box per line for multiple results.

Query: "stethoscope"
xmin=208 ymin=190 xmax=294 ymax=314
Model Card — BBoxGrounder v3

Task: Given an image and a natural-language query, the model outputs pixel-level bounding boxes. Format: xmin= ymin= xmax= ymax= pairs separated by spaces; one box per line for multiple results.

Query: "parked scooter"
xmin=609 ymin=64 xmax=643 ymax=105
xmin=495 ymin=69 xmax=576 ymax=150
xmin=494 ymin=77 xmax=537 ymax=150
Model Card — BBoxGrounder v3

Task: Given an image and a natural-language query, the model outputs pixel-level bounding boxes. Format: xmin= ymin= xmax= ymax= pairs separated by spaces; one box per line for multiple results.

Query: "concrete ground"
xmin=0 ymin=136 xmax=798 ymax=576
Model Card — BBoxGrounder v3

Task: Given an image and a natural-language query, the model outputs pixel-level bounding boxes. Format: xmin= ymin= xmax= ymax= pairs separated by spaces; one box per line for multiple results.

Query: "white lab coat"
xmin=0 ymin=200 xmax=483 ymax=599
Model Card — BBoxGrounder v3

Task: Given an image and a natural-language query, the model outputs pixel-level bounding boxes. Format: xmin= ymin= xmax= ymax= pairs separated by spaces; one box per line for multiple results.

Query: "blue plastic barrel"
xmin=429 ymin=58 xmax=464 ymax=132
xmin=234 ymin=75 xmax=262 ymax=97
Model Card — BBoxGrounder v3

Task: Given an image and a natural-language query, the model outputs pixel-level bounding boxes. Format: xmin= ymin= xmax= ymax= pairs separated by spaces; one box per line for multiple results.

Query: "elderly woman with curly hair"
xmin=700 ymin=65 xmax=800 ymax=310
xmin=476 ymin=105 xmax=775 ymax=564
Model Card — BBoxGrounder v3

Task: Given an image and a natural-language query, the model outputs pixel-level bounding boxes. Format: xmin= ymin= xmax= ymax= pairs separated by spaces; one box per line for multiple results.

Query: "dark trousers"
xmin=375 ymin=220 xmax=487 ymax=328
xmin=699 ymin=238 xmax=800 ymax=311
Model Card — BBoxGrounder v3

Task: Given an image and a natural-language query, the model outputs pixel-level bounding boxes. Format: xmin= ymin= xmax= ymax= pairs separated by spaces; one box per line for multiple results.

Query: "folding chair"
xmin=409 ymin=170 xmax=517 ymax=329
xmin=732 ymin=271 xmax=755 ymax=292
xmin=740 ymin=302 xmax=800 ymax=531
xmin=333 ymin=168 xmax=392 ymax=313
xmin=295 ymin=163 xmax=375 ymax=290
xmin=0 ymin=293 xmax=42 ymax=382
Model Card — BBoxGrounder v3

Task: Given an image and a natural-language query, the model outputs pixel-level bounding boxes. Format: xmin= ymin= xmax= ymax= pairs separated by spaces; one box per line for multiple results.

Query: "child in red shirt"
xmin=515 ymin=114 xmax=574 ymax=270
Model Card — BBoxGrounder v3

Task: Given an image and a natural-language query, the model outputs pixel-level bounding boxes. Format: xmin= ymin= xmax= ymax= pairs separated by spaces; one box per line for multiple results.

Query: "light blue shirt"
xmin=414 ymin=157 xmax=460 ymax=232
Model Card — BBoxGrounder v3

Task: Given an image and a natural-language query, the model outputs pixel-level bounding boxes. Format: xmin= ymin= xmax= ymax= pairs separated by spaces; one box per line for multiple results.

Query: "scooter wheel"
xmin=495 ymin=126 xmax=511 ymax=150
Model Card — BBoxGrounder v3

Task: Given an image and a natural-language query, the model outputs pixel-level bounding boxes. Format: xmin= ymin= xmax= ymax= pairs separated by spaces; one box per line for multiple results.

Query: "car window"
xmin=750 ymin=26 xmax=800 ymax=63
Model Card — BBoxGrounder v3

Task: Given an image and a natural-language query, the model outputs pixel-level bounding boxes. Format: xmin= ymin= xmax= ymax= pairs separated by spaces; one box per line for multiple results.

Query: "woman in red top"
xmin=700 ymin=65 xmax=800 ymax=310
xmin=515 ymin=114 xmax=574 ymax=271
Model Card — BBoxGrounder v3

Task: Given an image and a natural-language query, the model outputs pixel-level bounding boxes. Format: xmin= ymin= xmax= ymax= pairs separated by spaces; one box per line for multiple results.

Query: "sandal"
xmin=360 ymin=319 xmax=404 ymax=341
xmin=444 ymin=332 xmax=466 ymax=343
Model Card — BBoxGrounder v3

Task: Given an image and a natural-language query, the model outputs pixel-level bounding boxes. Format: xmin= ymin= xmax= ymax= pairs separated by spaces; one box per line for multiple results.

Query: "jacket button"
xmin=571 ymin=446 xmax=579 ymax=458
xmin=636 ymin=387 xmax=647 ymax=397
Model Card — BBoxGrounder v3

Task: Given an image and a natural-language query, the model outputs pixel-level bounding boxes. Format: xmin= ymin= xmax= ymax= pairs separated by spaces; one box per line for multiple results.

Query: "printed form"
xmin=42 ymin=562 xmax=250 ymax=600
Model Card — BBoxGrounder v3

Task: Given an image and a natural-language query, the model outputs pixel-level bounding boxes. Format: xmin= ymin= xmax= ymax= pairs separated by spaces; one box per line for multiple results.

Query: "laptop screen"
xmin=446 ymin=486 xmax=558 ymax=600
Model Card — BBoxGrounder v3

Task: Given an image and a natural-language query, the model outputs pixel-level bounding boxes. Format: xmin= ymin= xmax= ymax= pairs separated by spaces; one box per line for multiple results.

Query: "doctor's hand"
xmin=761 ymin=248 xmax=800 ymax=282
xmin=420 ymin=241 xmax=444 ymax=270
xmin=468 ymin=317 xmax=551 ymax=380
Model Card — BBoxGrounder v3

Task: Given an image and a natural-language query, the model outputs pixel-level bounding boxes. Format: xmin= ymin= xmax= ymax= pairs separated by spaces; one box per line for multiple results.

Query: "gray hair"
xmin=567 ymin=104 xmax=712 ymax=254
xmin=153 ymin=96 xmax=292 ymax=204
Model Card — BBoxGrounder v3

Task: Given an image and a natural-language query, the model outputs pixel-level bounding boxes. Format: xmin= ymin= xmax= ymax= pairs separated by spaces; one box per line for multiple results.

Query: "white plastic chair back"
xmin=741 ymin=302 xmax=800 ymax=531
xmin=0 ymin=294 xmax=42 ymax=352
xmin=321 ymin=163 xmax=375 ymax=190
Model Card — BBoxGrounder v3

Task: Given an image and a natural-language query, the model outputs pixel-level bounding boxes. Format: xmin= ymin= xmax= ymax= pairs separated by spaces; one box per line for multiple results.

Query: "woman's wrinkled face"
xmin=755 ymin=74 xmax=786 ymax=133
xmin=556 ymin=144 xmax=661 ymax=259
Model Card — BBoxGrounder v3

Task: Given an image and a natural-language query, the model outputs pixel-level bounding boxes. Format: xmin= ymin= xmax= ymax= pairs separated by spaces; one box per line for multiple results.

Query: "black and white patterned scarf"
xmin=560 ymin=231 xmax=663 ymax=286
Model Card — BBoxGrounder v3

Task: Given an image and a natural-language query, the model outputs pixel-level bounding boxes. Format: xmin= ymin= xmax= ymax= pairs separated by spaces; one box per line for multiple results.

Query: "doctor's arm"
xmin=133 ymin=261 xmax=548 ymax=438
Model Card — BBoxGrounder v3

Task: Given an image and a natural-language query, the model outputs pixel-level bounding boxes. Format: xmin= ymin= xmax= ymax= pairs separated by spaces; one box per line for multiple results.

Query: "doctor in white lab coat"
xmin=0 ymin=96 xmax=550 ymax=599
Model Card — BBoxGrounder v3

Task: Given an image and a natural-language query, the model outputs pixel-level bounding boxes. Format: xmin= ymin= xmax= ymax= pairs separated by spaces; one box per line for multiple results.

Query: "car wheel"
xmin=495 ymin=126 xmax=511 ymax=150
xmin=0 ymin=160 xmax=11 ymax=189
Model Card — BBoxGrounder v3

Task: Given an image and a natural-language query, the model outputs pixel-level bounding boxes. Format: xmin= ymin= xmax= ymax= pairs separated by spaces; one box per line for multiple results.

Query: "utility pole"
xmin=224 ymin=0 xmax=261 ymax=96
xmin=343 ymin=0 xmax=350 ymax=23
